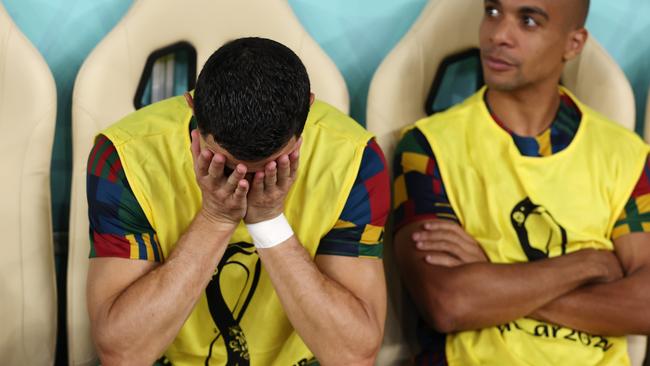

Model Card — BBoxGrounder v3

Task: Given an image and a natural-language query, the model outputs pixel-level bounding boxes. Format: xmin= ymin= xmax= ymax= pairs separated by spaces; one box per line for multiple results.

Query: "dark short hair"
xmin=194 ymin=37 xmax=311 ymax=161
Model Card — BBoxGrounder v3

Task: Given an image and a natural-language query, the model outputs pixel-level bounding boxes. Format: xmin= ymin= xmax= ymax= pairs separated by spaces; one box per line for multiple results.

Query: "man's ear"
xmin=184 ymin=92 xmax=195 ymax=112
xmin=309 ymin=93 xmax=315 ymax=106
xmin=563 ymin=28 xmax=588 ymax=62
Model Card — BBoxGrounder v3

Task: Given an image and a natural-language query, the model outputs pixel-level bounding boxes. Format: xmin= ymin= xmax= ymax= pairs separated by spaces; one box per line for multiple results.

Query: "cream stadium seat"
xmin=645 ymin=90 xmax=650 ymax=142
xmin=67 ymin=1 xmax=349 ymax=365
xmin=367 ymin=0 xmax=644 ymax=365
xmin=0 ymin=3 xmax=58 ymax=366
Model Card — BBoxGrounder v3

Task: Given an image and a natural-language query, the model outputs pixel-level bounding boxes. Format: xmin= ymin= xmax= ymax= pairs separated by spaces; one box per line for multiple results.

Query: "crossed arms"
xmin=394 ymin=219 xmax=650 ymax=336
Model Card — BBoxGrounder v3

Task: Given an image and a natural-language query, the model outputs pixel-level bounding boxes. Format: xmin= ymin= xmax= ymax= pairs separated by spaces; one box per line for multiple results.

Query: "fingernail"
xmin=412 ymin=233 xmax=420 ymax=241
xmin=415 ymin=242 xmax=423 ymax=249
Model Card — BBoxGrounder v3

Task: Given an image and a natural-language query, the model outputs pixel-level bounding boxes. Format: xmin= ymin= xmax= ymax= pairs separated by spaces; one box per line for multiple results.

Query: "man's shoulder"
xmin=578 ymin=104 xmax=648 ymax=151
xmin=102 ymin=95 xmax=191 ymax=144
xmin=308 ymin=99 xmax=373 ymax=142
xmin=400 ymin=91 xmax=483 ymax=146
xmin=401 ymin=91 xmax=483 ymax=141
xmin=117 ymin=95 xmax=188 ymax=124
xmin=560 ymin=88 xmax=642 ymax=147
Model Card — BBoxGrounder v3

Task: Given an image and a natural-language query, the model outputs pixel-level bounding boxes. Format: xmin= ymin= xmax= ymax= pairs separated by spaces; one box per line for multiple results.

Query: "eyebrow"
xmin=519 ymin=6 xmax=549 ymax=21
xmin=484 ymin=0 xmax=549 ymax=21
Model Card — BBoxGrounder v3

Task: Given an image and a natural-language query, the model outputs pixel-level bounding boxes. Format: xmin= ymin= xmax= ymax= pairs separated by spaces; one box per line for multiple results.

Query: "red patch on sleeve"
xmin=107 ymin=156 xmax=123 ymax=183
xmin=365 ymin=140 xmax=391 ymax=226
xmin=93 ymin=143 xmax=117 ymax=178
xmin=93 ymin=232 xmax=132 ymax=258
xmin=87 ymin=135 xmax=108 ymax=174
xmin=365 ymin=170 xmax=390 ymax=226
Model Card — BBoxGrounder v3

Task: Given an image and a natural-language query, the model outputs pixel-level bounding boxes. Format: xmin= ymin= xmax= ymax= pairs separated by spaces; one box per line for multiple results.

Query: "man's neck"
xmin=486 ymin=83 xmax=562 ymax=137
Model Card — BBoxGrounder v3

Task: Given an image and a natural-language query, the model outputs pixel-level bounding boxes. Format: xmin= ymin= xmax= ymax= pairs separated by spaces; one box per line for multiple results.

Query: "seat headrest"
xmin=0 ymin=4 xmax=57 ymax=127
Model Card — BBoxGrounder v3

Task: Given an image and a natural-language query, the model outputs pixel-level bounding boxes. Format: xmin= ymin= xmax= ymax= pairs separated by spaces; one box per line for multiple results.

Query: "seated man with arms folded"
xmin=86 ymin=37 xmax=389 ymax=366
xmin=393 ymin=0 xmax=650 ymax=365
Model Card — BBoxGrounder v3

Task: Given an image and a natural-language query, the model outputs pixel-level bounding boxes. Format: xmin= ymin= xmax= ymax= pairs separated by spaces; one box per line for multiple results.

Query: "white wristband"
xmin=246 ymin=214 xmax=294 ymax=249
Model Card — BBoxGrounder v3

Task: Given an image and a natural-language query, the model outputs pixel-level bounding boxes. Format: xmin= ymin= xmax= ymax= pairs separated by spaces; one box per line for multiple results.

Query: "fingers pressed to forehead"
xmin=289 ymin=153 xmax=300 ymax=179
xmin=207 ymin=153 xmax=226 ymax=178
xmin=276 ymin=155 xmax=291 ymax=187
xmin=264 ymin=161 xmax=277 ymax=188
xmin=225 ymin=164 xmax=247 ymax=192
xmin=233 ymin=179 xmax=249 ymax=199
xmin=251 ymin=171 xmax=265 ymax=194
xmin=197 ymin=149 xmax=214 ymax=176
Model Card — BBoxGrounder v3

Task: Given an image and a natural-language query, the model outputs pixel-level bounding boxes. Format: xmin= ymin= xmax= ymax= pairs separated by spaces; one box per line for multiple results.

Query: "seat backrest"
xmin=368 ymin=0 xmax=643 ymax=365
xmin=0 ymin=3 xmax=58 ymax=365
xmin=645 ymin=89 xmax=650 ymax=142
xmin=67 ymin=1 xmax=349 ymax=365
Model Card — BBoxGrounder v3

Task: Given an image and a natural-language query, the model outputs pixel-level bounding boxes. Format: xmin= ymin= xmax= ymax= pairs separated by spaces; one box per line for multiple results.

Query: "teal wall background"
xmin=3 ymin=0 xmax=650 ymax=236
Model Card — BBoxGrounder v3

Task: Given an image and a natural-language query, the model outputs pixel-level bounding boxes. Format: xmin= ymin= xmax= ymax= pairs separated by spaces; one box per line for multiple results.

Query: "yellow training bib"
xmin=102 ymin=95 xmax=373 ymax=365
xmin=413 ymin=87 xmax=648 ymax=366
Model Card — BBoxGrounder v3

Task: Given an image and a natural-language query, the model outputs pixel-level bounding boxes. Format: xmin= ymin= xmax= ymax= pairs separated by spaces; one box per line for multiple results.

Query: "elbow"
xmin=354 ymin=331 xmax=383 ymax=365
xmin=96 ymin=351 xmax=132 ymax=366
xmin=634 ymin=312 xmax=650 ymax=335
xmin=96 ymin=346 xmax=156 ymax=366
xmin=321 ymin=323 xmax=383 ymax=366
xmin=341 ymin=337 xmax=383 ymax=366
xmin=334 ymin=355 xmax=377 ymax=366
xmin=320 ymin=350 xmax=378 ymax=366
xmin=424 ymin=285 xmax=469 ymax=334
xmin=429 ymin=312 xmax=458 ymax=334
xmin=346 ymin=305 xmax=385 ymax=365
xmin=345 ymin=358 xmax=377 ymax=366
xmin=93 ymin=329 xmax=157 ymax=366
xmin=324 ymin=353 xmax=377 ymax=366
xmin=95 ymin=345 xmax=134 ymax=366
xmin=427 ymin=301 xmax=460 ymax=334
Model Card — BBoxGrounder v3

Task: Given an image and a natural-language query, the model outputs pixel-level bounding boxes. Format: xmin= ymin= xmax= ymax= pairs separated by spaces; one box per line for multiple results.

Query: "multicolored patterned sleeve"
xmin=317 ymin=139 xmax=390 ymax=259
xmin=612 ymin=155 xmax=650 ymax=239
xmin=87 ymin=135 xmax=164 ymax=262
xmin=393 ymin=128 xmax=459 ymax=233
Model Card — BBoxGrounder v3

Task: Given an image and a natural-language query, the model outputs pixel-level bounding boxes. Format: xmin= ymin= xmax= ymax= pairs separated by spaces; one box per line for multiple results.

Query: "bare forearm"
xmin=404 ymin=251 xmax=612 ymax=333
xmin=532 ymin=267 xmax=650 ymax=336
xmin=257 ymin=238 xmax=382 ymax=366
xmin=92 ymin=212 xmax=233 ymax=365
